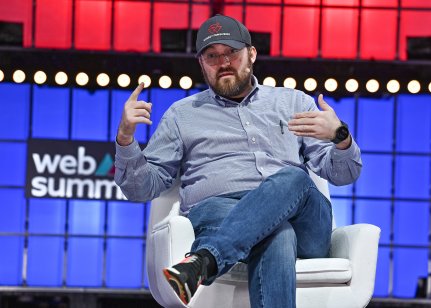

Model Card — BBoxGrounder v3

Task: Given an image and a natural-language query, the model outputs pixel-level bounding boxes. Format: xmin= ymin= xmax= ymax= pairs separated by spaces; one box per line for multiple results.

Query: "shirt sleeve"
xmin=300 ymin=93 xmax=362 ymax=186
xmin=114 ymin=109 xmax=183 ymax=201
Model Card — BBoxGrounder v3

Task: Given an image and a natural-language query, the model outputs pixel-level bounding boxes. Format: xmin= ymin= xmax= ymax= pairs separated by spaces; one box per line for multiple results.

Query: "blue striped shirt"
xmin=114 ymin=76 xmax=362 ymax=213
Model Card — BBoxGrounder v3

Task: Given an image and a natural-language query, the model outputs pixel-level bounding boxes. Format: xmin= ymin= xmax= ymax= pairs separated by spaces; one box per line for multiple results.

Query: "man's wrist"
xmin=116 ymin=133 xmax=134 ymax=146
xmin=335 ymin=134 xmax=352 ymax=150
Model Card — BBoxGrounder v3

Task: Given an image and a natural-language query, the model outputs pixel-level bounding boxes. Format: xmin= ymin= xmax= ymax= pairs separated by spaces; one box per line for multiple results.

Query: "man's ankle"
xmin=196 ymin=249 xmax=217 ymax=278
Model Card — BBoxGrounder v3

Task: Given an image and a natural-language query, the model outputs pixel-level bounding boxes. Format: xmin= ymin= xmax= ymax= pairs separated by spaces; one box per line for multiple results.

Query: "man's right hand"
xmin=116 ymin=82 xmax=152 ymax=146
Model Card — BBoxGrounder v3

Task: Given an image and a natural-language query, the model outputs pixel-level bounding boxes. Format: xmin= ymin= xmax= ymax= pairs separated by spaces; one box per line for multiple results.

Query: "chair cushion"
xmin=296 ymin=258 xmax=352 ymax=285
xmin=216 ymin=258 xmax=352 ymax=285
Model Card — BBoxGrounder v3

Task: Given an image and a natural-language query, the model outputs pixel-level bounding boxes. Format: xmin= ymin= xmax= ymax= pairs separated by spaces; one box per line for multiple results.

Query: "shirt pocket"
xmin=266 ymin=122 xmax=300 ymax=162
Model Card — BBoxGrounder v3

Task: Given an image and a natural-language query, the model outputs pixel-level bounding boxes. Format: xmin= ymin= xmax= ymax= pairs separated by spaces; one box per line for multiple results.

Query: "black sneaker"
xmin=163 ymin=252 xmax=209 ymax=304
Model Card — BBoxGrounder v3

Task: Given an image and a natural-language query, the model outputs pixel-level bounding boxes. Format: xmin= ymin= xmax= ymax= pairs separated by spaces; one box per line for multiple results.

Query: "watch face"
xmin=337 ymin=126 xmax=349 ymax=140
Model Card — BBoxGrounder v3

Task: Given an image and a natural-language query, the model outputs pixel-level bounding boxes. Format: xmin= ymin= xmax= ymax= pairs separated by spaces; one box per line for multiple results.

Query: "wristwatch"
xmin=331 ymin=121 xmax=350 ymax=144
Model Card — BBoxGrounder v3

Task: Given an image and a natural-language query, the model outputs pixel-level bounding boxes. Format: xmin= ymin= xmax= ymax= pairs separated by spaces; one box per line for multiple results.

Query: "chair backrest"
xmin=149 ymin=170 xmax=335 ymax=230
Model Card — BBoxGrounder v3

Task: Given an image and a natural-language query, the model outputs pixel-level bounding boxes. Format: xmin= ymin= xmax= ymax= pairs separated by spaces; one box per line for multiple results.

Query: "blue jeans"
xmin=187 ymin=165 xmax=332 ymax=308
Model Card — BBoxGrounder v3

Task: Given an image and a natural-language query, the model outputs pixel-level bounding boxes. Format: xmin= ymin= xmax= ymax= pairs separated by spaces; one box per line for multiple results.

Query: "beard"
xmin=202 ymin=55 xmax=253 ymax=98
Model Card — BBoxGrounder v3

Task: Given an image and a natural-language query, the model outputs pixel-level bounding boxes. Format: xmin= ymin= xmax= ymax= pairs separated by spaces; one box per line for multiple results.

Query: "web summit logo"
xmin=26 ymin=139 xmax=126 ymax=200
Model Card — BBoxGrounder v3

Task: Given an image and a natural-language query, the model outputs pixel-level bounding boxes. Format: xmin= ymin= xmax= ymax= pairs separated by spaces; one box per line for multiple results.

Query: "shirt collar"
xmin=209 ymin=75 xmax=260 ymax=107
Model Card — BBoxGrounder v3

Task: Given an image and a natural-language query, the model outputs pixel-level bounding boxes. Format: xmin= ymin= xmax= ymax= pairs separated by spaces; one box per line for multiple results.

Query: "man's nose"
xmin=219 ymin=54 xmax=231 ymax=66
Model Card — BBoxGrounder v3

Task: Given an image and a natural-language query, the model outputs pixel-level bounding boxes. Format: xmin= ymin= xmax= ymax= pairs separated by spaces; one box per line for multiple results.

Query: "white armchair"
xmin=146 ymin=172 xmax=381 ymax=308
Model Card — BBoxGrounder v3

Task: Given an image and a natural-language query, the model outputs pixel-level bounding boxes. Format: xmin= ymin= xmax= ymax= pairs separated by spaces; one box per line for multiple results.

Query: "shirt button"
xmin=251 ymin=137 xmax=256 ymax=143
xmin=246 ymin=121 xmax=250 ymax=126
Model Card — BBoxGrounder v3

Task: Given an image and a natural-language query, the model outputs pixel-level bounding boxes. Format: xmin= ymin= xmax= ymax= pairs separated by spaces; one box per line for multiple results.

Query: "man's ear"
xmin=249 ymin=46 xmax=257 ymax=64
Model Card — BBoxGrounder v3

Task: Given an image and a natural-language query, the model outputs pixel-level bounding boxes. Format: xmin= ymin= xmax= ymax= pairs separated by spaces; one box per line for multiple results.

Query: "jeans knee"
xmin=269 ymin=166 xmax=313 ymax=192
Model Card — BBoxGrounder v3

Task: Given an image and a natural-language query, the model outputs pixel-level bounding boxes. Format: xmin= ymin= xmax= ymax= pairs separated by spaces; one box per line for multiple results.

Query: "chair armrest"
xmin=152 ymin=215 xmax=196 ymax=265
xmin=147 ymin=213 xmax=195 ymax=308
xmin=330 ymin=223 xmax=381 ymax=307
xmin=330 ymin=223 xmax=380 ymax=261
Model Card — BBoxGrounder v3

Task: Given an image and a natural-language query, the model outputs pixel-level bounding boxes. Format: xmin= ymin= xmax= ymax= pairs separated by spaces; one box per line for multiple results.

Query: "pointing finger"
xmin=129 ymin=82 xmax=145 ymax=101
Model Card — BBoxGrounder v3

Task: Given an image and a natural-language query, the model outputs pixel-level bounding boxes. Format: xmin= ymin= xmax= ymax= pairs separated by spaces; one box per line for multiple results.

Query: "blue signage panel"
xmin=25 ymin=139 xmax=145 ymax=201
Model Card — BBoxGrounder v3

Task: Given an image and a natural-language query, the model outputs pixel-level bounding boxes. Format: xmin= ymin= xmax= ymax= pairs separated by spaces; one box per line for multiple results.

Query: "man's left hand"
xmin=287 ymin=94 xmax=351 ymax=149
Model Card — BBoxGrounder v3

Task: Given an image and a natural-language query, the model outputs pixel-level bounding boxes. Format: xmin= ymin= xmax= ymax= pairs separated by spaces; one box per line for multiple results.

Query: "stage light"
xmin=76 ymin=72 xmax=89 ymax=86
xmin=429 ymin=82 xmax=431 ymax=93
xmin=366 ymin=79 xmax=379 ymax=93
xmin=159 ymin=75 xmax=172 ymax=89
xmin=324 ymin=78 xmax=337 ymax=92
xmin=386 ymin=80 xmax=400 ymax=94
xmin=304 ymin=78 xmax=317 ymax=91
xmin=55 ymin=72 xmax=68 ymax=85
xmin=34 ymin=71 xmax=47 ymax=85
xmin=263 ymin=77 xmax=276 ymax=87
xmin=283 ymin=77 xmax=296 ymax=89
xmin=13 ymin=70 xmax=25 ymax=83
xmin=0 ymin=69 xmax=4 ymax=82
xmin=117 ymin=74 xmax=130 ymax=88
xmin=138 ymin=75 xmax=151 ymax=88
xmin=96 ymin=73 xmax=109 ymax=87
xmin=179 ymin=76 xmax=193 ymax=90
xmin=407 ymin=80 xmax=420 ymax=93
xmin=345 ymin=79 xmax=359 ymax=92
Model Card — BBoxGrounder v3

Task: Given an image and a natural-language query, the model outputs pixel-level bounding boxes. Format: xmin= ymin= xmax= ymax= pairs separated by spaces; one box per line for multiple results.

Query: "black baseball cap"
xmin=196 ymin=14 xmax=252 ymax=55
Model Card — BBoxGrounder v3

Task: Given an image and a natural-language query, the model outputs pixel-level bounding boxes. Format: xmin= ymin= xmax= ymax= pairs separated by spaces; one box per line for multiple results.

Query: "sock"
xmin=196 ymin=249 xmax=218 ymax=278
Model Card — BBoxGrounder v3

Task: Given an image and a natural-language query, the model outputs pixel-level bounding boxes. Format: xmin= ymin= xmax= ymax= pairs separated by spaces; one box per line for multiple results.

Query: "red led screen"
xmin=0 ymin=0 xmax=32 ymax=47
xmin=283 ymin=7 xmax=319 ymax=58
xmin=152 ymin=3 xmax=210 ymax=53
xmin=1 ymin=0 xmax=431 ymax=61
xmin=361 ymin=9 xmax=397 ymax=60
xmin=321 ymin=8 xmax=359 ymax=59
xmin=246 ymin=6 xmax=281 ymax=56
xmin=322 ymin=0 xmax=359 ymax=6
xmin=402 ymin=0 xmax=431 ymax=8
xmin=284 ymin=0 xmax=319 ymax=4
xmin=35 ymin=0 xmax=72 ymax=49
xmin=399 ymin=11 xmax=431 ymax=60
xmin=74 ymin=0 xmax=112 ymax=50
xmin=114 ymin=1 xmax=151 ymax=52
xmin=362 ymin=0 xmax=398 ymax=7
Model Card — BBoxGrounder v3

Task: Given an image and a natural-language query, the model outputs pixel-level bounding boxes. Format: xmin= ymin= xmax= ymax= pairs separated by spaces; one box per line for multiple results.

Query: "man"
xmin=115 ymin=14 xmax=361 ymax=308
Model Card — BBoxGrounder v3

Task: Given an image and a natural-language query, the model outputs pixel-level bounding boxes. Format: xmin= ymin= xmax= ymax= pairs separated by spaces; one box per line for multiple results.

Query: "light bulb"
xmin=407 ymin=80 xmax=420 ymax=94
xmin=179 ymin=76 xmax=193 ymax=90
xmin=13 ymin=70 xmax=26 ymax=83
xmin=159 ymin=75 xmax=172 ymax=89
xmin=55 ymin=72 xmax=68 ymax=85
xmin=138 ymin=75 xmax=151 ymax=88
xmin=283 ymin=77 xmax=296 ymax=89
xmin=34 ymin=71 xmax=47 ymax=85
xmin=76 ymin=72 xmax=89 ymax=86
xmin=386 ymin=80 xmax=400 ymax=94
xmin=324 ymin=78 xmax=338 ymax=92
xmin=263 ymin=77 xmax=276 ymax=87
xmin=304 ymin=78 xmax=317 ymax=91
xmin=366 ymin=79 xmax=379 ymax=93
xmin=345 ymin=79 xmax=359 ymax=93
xmin=96 ymin=73 xmax=110 ymax=87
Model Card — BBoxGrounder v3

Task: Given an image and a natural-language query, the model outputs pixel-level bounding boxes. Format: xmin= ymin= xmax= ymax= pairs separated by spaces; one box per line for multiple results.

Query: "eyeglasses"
xmin=201 ymin=48 xmax=244 ymax=66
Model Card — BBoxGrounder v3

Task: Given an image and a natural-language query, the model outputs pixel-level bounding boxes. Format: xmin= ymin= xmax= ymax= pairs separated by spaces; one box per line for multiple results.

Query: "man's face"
xmin=199 ymin=44 xmax=257 ymax=99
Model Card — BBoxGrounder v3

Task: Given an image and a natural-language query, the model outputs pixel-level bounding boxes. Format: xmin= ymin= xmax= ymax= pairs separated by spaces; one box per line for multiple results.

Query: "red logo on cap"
xmin=208 ymin=22 xmax=222 ymax=34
